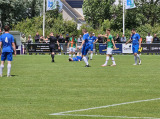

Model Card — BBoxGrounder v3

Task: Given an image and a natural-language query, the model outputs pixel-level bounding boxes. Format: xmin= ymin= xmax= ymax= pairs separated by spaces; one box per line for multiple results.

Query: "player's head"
xmin=90 ymin=32 xmax=93 ymax=37
xmin=148 ymin=33 xmax=150 ymax=36
xmin=106 ymin=29 xmax=110 ymax=34
xmin=72 ymin=34 xmax=75 ymax=39
xmin=82 ymin=29 xmax=87 ymax=34
xmin=68 ymin=58 xmax=73 ymax=61
xmin=131 ymin=28 xmax=136 ymax=34
xmin=50 ymin=32 xmax=54 ymax=36
xmin=154 ymin=34 xmax=157 ymax=37
xmin=4 ymin=25 xmax=10 ymax=32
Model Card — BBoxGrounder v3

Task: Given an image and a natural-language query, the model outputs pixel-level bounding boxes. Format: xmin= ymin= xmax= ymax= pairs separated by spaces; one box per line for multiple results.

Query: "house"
xmin=60 ymin=0 xmax=85 ymax=30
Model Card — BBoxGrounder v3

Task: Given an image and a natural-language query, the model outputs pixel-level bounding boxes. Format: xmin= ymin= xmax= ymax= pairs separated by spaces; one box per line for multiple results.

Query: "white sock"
xmin=83 ymin=57 xmax=89 ymax=65
xmin=73 ymin=54 xmax=75 ymax=57
xmin=134 ymin=55 xmax=137 ymax=64
xmin=0 ymin=65 xmax=4 ymax=75
xmin=105 ymin=56 xmax=109 ymax=65
xmin=90 ymin=53 xmax=93 ymax=59
xmin=136 ymin=54 xmax=141 ymax=61
xmin=7 ymin=64 xmax=11 ymax=76
xmin=111 ymin=57 xmax=116 ymax=65
xmin=69 ymin=54 xmax=71 ymax=58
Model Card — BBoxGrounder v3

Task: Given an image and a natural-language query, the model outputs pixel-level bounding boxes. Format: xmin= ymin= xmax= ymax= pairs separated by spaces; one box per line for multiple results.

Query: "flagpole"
xmin=123 ymin=0 xmax=125 ymax=35
xmin=43 ymin=0 xmax=45 ymax=37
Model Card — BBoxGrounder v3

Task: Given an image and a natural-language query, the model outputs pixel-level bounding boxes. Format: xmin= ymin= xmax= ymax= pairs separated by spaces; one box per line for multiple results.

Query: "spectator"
xmin=39 ymin=35 xmax=45 ymax=43
xmin=146 ymin=33 xmax=153 ymax=44
xmin=65 ymin=34 xmax=70 ymax=43
xmin=35 ymin=32 xmax=40 ymax=43
xmin=115 ymin=34 xmax=121 ymax=43
xmin=121 ymin=34 xmax=126 ymax=43
xmin=93 ymin=33 xmax=95 ymax=37
xmin=56 ymin=34 xmax=60 ymax=40
xmin=97 ymin=34 xmax=103 ymax=43
xmin=78 ymin=35 xmax=83 ymax=43
xmin=0 ymin=21 xmax=2 ymax=32
xmin=20 ymin=34 xmax=27 ymax=54
xmin=153 ymin=34 xmax=159 ymax=43
xmin=27 ymin=35 xmax=33 ymax=43
xmin=58 ymin=34 xmax=65 ymax=55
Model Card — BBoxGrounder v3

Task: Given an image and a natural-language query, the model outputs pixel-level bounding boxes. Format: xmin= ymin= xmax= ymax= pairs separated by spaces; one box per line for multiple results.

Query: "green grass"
xmin=0 ymin=55 xmax=160 ymax=119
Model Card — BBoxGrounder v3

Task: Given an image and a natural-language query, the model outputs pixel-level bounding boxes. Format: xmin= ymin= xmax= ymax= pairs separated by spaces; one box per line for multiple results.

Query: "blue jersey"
xmin=0 ymin=33 xmax=14 ymax=53
xmin=83 ymin=33 xmax=89 ymax=46
xmin=131 ymin=33 xmax=140 ymax=45
xmin=89 ymin=36 xmax=97 ymax=44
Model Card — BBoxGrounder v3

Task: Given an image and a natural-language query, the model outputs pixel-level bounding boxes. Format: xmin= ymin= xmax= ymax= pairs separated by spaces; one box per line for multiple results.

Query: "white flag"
xmin=46 ymin=0 xmax=57 ymax=11
xmin=126 ymin=0 xmax=136 ymax=9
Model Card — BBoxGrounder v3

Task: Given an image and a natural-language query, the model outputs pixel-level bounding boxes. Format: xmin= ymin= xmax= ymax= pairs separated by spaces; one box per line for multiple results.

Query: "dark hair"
xmin=90 ymin=32 xmax=93 ymax=36
xmin=72 ymin=34 xmax=75 ymax=38
xmin=69 ymin=58 xmax=72 ymax=61
xmin=132 ymin=28 xmax=136 ymax=31
xmin=107 ymin=29 xmax=111 ymax=32
xmin=82 ymin=29 xmax=87 ymax=33
xmin=4 ymin=25 xmax=10 ymax=31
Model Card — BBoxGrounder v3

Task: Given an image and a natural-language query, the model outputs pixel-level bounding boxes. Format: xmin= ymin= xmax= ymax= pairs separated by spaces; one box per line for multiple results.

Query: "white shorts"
xmin=22 ymin=44 xmax=25 ymax=48
xmin=69 ymin=47 xmax=75 ymax=52
xmin=106 ymin=48 xmax=113 ymax=55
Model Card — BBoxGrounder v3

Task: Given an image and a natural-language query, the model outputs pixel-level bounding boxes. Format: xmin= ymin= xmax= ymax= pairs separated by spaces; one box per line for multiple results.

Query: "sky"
xmin=57 ymin=0 xmax=62 ymax=10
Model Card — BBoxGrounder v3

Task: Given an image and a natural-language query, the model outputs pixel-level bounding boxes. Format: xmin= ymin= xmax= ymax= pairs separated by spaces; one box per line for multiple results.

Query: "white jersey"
xmin=146 ymin=36 xmax=153 ymax=44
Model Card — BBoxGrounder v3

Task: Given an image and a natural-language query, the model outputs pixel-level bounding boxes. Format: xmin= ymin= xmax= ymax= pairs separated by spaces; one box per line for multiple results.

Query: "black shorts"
xmin=50 ymin=47 xmax=55 ymax=52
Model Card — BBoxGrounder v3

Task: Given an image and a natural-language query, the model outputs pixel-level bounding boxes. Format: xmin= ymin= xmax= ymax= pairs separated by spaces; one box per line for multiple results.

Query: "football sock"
xmin=0 ymin=65 xmax=4 ymax=75
xmin=51 ymin=54 xmax=54 ymax=60
xmin=136 ymin=54 xmax=141 ymax=61
xmin=111 ymin=57 xmax=116 ymax=65
xmin=83 ymin=57 xmax=88 ymax=65
xmin=91 ymin=53 xmax=93 ymax=59
xmin=134 ymin=55 xmax=137 ymax=64
xmin=69 ymin=54 xmax=71 ymax=58
xmin=105 ymin=56 xmax=109 ymax=65
xmin=73 ymin=54 xmax=75 ymax=57
xmin=7 ymin=64 xmax=11 ymax=76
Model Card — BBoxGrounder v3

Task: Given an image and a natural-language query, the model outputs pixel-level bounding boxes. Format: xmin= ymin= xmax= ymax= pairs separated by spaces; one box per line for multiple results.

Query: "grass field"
xmin=0 ymin=55 xmax=160 ymax=119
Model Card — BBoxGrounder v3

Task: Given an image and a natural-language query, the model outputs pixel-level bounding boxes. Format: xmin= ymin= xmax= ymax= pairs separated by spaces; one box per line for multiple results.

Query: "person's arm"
xmin=101 ymin=34 xmax=108 ymax=38
xmin=57 ymin=40 xmax=60 ymax=50
xmin=124 ymin=37 xmax=126 ymax=42
xmin=146 ymin=37 xmax=147 ymax=43
xmin=126 ymin=38 xmax=132 ymax=44
xmin=12 ymin=42 xmax=16 ymax=56
xmin=0 ymin=41 xmax=2 ymax=56
xmin=75 ymin=39 xmax=77 ymax=50
xmin=79 ymin=40 xmax=85 ymax=50
xmin=139 ymin=38 xmax=141 ymax=49
xmin=112 ymin=39 xmax=116 ymax=49
xmin=94 ymin=38 xmax=98 ymax=43
xmin=151 ymin=37 xmax=153 ymax=43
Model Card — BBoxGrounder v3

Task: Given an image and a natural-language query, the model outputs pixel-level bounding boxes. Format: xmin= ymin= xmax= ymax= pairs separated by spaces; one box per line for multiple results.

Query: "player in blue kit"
xmin=126 ymin=28 xmax=141 ymax=65
xmin=69 ymin=52 xmax=82 ymax=61
xmin=88 ymin=32 xmax=97 ymax=60
xmin=79 ymin=29 xmax=90 ymax=67
xmin=0 ymin=26 xmax=16 ymax=77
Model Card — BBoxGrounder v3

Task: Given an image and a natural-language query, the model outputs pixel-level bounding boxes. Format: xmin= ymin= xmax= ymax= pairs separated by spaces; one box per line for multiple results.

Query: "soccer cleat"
xmin=139 ymin=60 xmax=141 ymax=65
xmin=85 ymin=65 xmax=90 ymax=67
xmin=90 ymin=59 xmax=92 ymax=60
xmin=52 ymin=60 xmax=55 ymax=62
xmin=101 ymin=64 xmax=107 ymax=67
xmin=133 ymin=63 xmax=137 ymax=65
xmin=111 ymin=64 xmax=116 ymax=66
xmin=7 ymin=75 xmax=12 ymax=77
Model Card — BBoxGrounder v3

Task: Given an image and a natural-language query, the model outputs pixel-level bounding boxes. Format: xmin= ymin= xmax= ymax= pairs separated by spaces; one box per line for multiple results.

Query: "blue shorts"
xmin=89 ymin=44 xmax=93 ymax=51
xmin=132 ymin=45 xmax=139 ymax=53
xmin=1 ymin=52 xmax=13 ymax=61
xmin=82 ymin=45 xmax=89 ymax=56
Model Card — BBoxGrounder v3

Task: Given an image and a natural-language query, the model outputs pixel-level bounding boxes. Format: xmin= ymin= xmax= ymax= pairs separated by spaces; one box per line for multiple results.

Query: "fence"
xmin=24 ymin=43 xmax=160 ymax=54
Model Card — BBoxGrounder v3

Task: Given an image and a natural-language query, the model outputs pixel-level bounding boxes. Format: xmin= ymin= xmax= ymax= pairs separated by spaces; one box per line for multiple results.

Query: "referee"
xmin=44 ymin=32 xmax=60 ymax=62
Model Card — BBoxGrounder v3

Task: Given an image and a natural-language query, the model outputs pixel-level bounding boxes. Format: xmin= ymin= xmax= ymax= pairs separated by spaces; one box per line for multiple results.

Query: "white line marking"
xmin=52 ymin=114 xmax=160 ymax=119
xmin=50 ymin=98 xmax=160 ymax=115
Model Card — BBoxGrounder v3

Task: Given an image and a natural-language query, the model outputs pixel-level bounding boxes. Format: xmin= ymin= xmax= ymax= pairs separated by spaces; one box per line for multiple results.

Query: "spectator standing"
xmin=65 ymin=34 xmax=70 ymax=43
xmin=153 ymin=34 xmax=159 ymax=43
xmin=27 ymin=35 xmax=33 ymax=43
xmin=97 ymin=34 xmax=103 ymax=43
xmin=78 ymin=35 xmax=83 ymax=43
xmin=146 ymin=33 xmax=153 ymax=44
xmin=115 ymin=34 xmax=121 ymax=43
xmin=58 ymin=34 xmax=65 ymax=55
xmin=35 ymin=32 xmax=40 ymax=43
xmin=121 ymin=34 xmax=126 ymax=43
xmin=20 ymin=34 xmax=27 ymax=54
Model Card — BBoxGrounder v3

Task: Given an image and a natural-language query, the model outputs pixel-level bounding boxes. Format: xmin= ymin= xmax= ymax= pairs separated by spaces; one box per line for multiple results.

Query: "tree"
xmin=82 ymin=0 xmax=115 ymax=28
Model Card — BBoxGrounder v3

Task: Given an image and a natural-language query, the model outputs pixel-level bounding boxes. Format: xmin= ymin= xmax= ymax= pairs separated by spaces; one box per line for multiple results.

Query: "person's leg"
xmin=73 ymin=48 xmax=75 ymax=57
xmin=82 ymin=46 xmax=89 ymax=66
xmin=73 ymin=52 xmax=75 ymax=57
xmin=23 ymin=48 xmax=24 ymax=54
xmin=0 ymin=61 xmax=5 ymax=77
xmin=7 ymin=61 xmax=11 ymax=77
xmin=51 ymin=52 xmax=55 ymax=62
xmin=90 ymin=44 xmax=93 ymax=60
xmin=102 ymin=54 xmax=109 ymax=66
xmin=134 ymin=53 xmax=137 ymax=65
xmin=110 ymin=55 xmax=116 ymax=65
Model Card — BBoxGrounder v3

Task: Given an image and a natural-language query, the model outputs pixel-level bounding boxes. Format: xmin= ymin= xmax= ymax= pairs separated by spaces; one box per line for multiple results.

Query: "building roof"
xmin=61 ymin=0 xmax=85 ymax=23
xmin=66 ymin=0 xmax=83 ymax=8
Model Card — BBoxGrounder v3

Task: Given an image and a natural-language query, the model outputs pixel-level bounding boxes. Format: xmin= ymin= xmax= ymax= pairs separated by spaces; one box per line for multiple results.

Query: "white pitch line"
xmin=50 ymin=98 xmax=160 ymax=115
xmin=52 ymin=114 xmax=160 ymax=119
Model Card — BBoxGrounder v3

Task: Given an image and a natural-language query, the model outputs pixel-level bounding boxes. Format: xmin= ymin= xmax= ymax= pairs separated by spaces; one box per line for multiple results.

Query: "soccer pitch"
xmin=0 ymin=55 xmax=160 ymax=119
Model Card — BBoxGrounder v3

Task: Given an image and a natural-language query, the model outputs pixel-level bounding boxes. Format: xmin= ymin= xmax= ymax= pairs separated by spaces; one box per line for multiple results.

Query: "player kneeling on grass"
xmin=68 ymin=34 xmax=77 ymax=58
xmin=0 ymin=25 xmax=16 ymax=77
xmin=69 ymin=52 xmax=82 ymax=62
xmin=101 ymin=29 xmax=116 ymax=66
xmin=126 ymin=28 xmax=141 ymax=65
